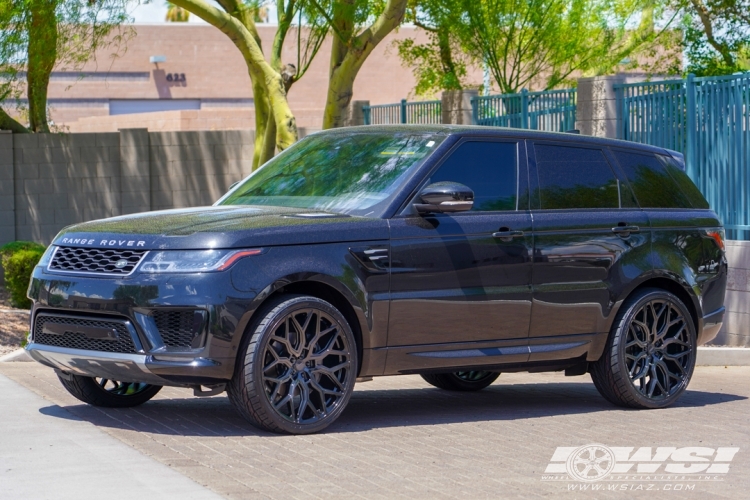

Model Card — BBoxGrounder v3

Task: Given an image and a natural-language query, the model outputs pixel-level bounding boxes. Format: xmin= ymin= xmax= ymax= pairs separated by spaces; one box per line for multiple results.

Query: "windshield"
xmin=216 ymin=132 xmax=446 ymax=217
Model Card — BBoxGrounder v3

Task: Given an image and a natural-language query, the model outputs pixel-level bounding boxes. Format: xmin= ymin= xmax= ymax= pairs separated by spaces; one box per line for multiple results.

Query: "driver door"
xmin=385 ymin=139 xmax=533 ymax=370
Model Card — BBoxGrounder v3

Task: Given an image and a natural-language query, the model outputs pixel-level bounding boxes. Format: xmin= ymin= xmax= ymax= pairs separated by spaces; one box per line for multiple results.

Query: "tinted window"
xmin=612 ymin=150 xmax=698 ymax=208
xmin=534 ymin=144 xmax=619 ymax=209
xmin=658 ymin=155 xmax=709 ymax=209
xmin=428 ymin=141 xmax=518 ymax=211
xmin=219 ymin=132 xmax=445 ymax=217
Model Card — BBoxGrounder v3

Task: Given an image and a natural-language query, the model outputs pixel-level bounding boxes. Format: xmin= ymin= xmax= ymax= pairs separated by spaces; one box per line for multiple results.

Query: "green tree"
xmin=169 ymin=0 xmax=329 ymax=167
xmin=395 ymin=0 xmax=468 ymax=97
xmin=0 ymin=0 xmax=133 ymax=133
xmin=397 ymin=0 xmax=677 ymax=95
xmin=463 ymin=0 xmax=675 ymax=93
xmin=165 ymin=2 xmax=190 ymax=22
xmin=678 ymin=0 xmax=750 ymax=75
xmin=309 ymin=0 xmax=408 ymax=128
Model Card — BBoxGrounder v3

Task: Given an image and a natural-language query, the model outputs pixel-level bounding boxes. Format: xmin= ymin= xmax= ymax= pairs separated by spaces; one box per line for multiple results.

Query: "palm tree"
xmin=165 ymin=2 xmax=189 ymax=22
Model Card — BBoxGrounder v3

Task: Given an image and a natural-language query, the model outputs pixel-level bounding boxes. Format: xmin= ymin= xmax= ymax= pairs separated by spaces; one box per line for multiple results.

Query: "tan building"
xmin=32 ymin=24 xmax=447 ymax=132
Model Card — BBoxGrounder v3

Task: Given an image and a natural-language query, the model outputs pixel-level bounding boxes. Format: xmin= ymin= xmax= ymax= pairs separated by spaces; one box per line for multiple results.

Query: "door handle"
xmin=611 ymin=225 xmax=640 ymax=235
xmin=492 ymin=230 xmax=524 ymax=241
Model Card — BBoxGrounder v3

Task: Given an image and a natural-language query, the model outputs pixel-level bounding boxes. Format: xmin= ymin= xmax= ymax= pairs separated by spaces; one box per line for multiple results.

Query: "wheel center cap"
xmin=295 ymin=360 xmax=306 ymax=371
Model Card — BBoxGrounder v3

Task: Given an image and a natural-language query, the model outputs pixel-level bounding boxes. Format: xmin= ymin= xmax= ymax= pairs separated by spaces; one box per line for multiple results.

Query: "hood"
xmin=53 ymin=206 xmax=389 ymax=250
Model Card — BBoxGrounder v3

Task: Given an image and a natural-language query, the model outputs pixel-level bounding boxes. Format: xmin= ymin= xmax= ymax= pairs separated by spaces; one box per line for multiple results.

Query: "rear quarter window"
xmin=658 ymin=155 xmax=710 ymax=209
xmin=611 ymin=150 xmax=706 ymax=209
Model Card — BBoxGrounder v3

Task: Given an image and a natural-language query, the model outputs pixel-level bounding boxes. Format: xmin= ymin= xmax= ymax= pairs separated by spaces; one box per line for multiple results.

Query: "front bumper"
xmin=26 ymin=344 xmax=223 ymax=386
xmin=26 ymin=264 xmax=261 ymax=385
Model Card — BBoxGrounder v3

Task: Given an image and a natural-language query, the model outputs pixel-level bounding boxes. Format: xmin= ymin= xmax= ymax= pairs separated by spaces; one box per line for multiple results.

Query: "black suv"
xmin=26 ymin=126 xmax=726 ymax=434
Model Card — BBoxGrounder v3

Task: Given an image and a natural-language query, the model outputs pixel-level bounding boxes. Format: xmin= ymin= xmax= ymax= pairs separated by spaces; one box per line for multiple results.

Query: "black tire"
xmin=57 ymin=374 xmax=162 ymax=408
xmin=421 ymin=371 xmax=500 ymax=391
xmin=590 ymin=288 xmax=697 ymax=409
xmin=227 ymin=294 xmax=358 ymax=434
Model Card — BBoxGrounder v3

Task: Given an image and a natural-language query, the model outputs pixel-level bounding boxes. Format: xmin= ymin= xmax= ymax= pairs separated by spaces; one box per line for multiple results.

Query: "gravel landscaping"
xmin=0 ymin=286 xmax=30 ymax=357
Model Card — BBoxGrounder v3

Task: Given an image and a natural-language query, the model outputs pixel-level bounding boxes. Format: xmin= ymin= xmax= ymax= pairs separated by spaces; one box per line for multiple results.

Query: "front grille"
xmin=153 ymin=310 xmax=204 ymax=348
xmin=33 ymin=314 xmax=137 ymax=354
xmin=49 ymin=246 xmax=147 ymax=275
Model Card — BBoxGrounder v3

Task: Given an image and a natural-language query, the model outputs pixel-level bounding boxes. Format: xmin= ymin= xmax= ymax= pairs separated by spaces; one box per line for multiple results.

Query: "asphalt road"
xmin=1 ymin=363 xmax=748 ymax=499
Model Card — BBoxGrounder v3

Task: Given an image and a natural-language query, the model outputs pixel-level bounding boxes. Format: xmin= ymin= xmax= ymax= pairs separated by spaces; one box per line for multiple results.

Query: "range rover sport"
xmin=26 ymin=125 xmax=726 ymax=434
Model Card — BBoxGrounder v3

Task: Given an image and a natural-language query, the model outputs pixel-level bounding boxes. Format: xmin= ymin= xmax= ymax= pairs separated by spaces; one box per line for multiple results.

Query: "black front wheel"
xmin=58 ymin=373 xmax=162 ymax=408
xmin=421 ymin=371 xmax=500 ymax=391
xmin=228 ymin=295 xmax=357 ymax=434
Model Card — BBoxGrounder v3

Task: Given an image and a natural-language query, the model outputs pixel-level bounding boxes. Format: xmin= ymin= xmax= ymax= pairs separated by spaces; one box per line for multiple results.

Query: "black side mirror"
xmin=415 ymin=181 xmax=474 ymax=214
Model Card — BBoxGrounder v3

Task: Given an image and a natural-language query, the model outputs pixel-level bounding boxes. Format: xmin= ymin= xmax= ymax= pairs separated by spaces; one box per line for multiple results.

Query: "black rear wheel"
xmin=421 ymin=371 xmax=500 ymax=391
xmin=590 ymin=288 xmax=696 ymax=409
xmin=58 ymin=374 xmax=162 ymax=408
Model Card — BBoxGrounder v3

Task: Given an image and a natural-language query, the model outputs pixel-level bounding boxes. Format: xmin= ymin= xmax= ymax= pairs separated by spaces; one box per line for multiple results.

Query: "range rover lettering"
xmin=26 ymin=126 xmax=727 ymax=434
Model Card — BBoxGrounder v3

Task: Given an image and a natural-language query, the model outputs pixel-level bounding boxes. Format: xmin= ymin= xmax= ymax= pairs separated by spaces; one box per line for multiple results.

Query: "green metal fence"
xmin=616 ymin=73 xmax=750 ymax=239
xmin=362 ymin=99 xmax=442 ymax=125
xmin=472 ymin=89 xmax=577 ymax=131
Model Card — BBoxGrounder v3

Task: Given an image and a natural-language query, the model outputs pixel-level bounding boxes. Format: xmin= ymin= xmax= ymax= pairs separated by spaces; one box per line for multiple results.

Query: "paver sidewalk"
xmin=0 ymin=372 xmax=222 ymax=500
xmin=1 ymin=363 xmax=749 ymax=499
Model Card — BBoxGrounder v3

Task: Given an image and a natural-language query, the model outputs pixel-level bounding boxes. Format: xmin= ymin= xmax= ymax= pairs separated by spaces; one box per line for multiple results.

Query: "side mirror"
xmin=415 ymin=181 xmax=474 ymax=214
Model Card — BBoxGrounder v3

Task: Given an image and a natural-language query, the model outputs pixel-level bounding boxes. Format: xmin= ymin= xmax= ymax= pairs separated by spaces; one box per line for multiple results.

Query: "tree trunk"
xmin=322 ymin=0 xmax=407 ymax=129
xmin=0 ymin=108 xmax=30 ymax=133
xmin=323 ymin=51 xmax=361 ymax=129
xmin=171 ymin=0 xmax=297 ymax=165
xmin=27 ymin=0 xmax=58 ymax=133
xmin=250 ymin=67 xmax=271 ymax=169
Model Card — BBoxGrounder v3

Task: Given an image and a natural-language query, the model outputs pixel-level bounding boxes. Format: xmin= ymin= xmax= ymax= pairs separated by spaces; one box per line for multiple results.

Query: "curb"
xmin=696 ymin=347 xmax=750 ymax=366
xmin=0 ymin=349 xmax=32 ymax=363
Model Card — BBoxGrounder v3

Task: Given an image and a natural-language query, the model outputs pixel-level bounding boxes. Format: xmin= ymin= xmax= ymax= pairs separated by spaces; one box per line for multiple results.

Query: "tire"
xmin=590 ymin=288 xmax=697 ymax=409
xmin=57 ymin=374 xmax=162 ymax=408
xmin=421 ymin=371 xmax=500 ymax=391
xmin=227 ymin=294 xmax=358 ymax=434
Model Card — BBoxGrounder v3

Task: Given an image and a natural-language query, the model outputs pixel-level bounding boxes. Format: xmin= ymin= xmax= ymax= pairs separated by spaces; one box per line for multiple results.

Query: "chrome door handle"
xmin=492 ymin=230 xmax=524 ymax=241
xmin=611 ymin=225 xmax=640 ymax=234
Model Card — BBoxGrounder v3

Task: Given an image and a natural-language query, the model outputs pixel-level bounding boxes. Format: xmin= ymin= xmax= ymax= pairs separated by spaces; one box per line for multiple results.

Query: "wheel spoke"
xmin=295 ymin=382 xmax=311 ymax=423
xmin=260 ymin=304 xmax=353 ymax=426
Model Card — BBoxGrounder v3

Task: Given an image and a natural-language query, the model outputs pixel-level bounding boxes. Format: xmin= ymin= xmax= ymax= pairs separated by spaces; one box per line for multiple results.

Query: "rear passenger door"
xmin=527 ymin=141 xmax=650 ymax=359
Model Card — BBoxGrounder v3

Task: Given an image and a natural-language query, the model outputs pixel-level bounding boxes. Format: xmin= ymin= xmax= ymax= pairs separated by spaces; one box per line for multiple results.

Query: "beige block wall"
xmin=1 ymin=130 xmax=258 ymax=246
xmin=34 ymin=24 xmax=479 ymax=131
xmin=718 ymin=241 xmax=750 ymax=346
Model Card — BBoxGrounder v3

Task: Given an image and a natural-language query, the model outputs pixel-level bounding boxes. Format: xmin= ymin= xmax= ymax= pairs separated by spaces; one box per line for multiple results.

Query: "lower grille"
xmin=33 ymin=314 xmax=137 ymax=354
xmin=153 ymin=310 xmax=205 ymax=348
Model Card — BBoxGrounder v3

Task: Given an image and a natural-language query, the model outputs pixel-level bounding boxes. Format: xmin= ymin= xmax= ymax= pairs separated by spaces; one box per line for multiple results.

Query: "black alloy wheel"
xmin=57 ymin=373 xmax=162 ymax=408
xmin=591 ymin=288 xmax=696 ymax=409
xmin=228 ymin=295 xmax=357 ymax=434
xmin=421 ymin=371 xmax=500 ymax=391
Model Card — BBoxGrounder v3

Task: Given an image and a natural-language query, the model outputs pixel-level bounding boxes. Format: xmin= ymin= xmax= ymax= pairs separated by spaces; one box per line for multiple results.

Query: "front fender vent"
xmin=152 ymin=310 xmax=207 ymax=349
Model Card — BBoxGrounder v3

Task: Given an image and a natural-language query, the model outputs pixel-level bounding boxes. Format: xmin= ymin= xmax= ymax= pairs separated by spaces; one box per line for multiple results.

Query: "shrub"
xmin=0 ymin=241 xmax=46 ymax=259
xmin=1 ymin=242 xmax=46 ymax=309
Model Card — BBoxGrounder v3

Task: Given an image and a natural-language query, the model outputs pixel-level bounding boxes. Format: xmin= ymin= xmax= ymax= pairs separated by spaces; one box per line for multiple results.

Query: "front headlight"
xmin=139 ymin=249 xmax=262 ymax=273
xmin=38 ymin=245 xmax=56 ymax=268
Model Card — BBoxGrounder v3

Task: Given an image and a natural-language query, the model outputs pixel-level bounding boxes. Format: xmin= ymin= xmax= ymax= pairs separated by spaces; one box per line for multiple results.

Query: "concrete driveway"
xmin=1 ymin=363 xmax=748 ymax=499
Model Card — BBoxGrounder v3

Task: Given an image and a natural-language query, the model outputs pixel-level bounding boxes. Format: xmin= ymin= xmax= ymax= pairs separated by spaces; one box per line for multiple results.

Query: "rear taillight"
xmin=706 ymin=230 xmax=725 ymax=250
